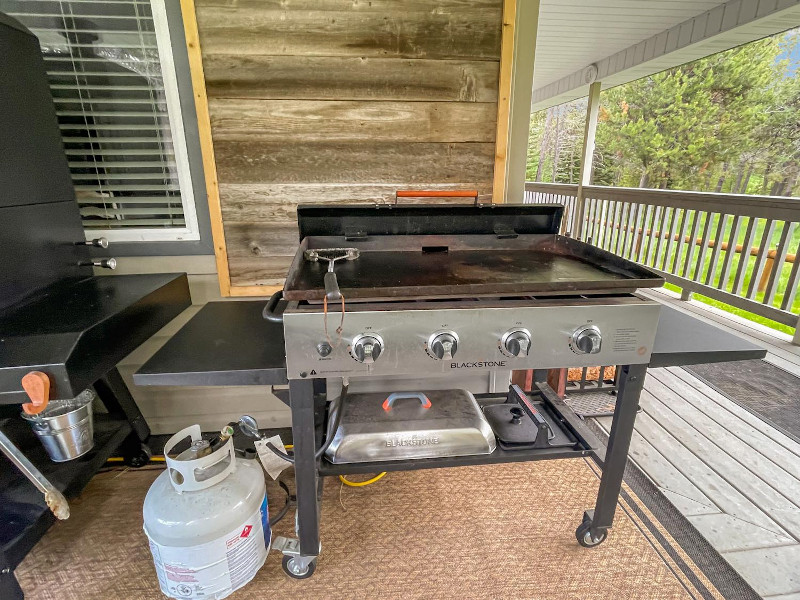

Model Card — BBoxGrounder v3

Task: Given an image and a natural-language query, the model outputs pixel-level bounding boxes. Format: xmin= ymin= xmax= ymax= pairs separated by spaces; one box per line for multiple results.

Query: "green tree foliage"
xmin=528 ymin=29 xmax=800 ymax=196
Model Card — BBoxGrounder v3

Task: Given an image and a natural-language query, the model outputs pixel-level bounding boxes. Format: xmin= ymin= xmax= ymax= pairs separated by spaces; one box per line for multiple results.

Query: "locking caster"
xmin=273 ymin=536 xmax=319 ymax=579
xmin=282 ymin=555 xmax=316 ymax=579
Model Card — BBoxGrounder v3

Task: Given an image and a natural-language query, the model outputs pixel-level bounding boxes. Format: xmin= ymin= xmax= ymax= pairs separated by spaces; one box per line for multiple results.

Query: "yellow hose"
xmin=289 ymin=444 xmax=387 ymax=487
xmin=106 ymin=446 xmax=387 ymax=487
xmin=339 ymin=472 xmax=387 ymax=487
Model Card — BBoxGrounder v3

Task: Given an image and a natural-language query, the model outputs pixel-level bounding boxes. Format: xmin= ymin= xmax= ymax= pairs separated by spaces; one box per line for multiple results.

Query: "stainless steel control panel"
xmin=282 ymin=298 xmax=661 ymax=380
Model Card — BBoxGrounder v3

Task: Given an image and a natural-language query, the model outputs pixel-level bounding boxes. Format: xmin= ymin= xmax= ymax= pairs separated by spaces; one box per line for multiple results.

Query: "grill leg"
xmin=290 ymin=378 xmax=321 ymax=560
xmin=94 ymin=367 xmax=149 ymax=442
xmin=579 ymin=363 xmax=647 ymax=546
xmin=0 ymin=564 xmax=23 ymax=600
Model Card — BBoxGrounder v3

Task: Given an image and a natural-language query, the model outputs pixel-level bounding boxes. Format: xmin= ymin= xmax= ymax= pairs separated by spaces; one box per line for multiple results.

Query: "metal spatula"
xmin=304 ymin=248 xmax=359 ymax=300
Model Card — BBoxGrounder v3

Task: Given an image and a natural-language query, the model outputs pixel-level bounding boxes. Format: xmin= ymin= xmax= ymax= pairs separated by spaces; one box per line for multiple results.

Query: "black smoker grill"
xmin=0 ymin=14 xmax=190 ymax=599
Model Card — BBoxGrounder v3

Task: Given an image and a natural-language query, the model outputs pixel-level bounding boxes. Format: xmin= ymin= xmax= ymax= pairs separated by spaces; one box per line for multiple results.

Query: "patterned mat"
xmin=16 ymin=459 xmax=721 ymax=600
xmin=685 ymin=359 xmax=800 ymax=442
xmin=563 ymin=390 xmax=618 ymax=418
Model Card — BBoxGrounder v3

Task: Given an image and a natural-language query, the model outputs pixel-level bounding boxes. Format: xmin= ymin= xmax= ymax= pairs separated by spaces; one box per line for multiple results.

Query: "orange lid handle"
xmin=21 ymin=371 xmax=50 ymax=415
xmin=396 ymin=190 xmax=479 ymax=199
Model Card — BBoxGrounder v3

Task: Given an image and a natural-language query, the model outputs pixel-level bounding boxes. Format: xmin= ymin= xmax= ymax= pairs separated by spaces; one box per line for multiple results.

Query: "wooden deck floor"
xmin=595 ymin=289 xmax=800 ymax=599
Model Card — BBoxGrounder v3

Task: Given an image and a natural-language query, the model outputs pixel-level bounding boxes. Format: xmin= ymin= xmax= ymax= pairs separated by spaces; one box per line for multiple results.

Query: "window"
xmin=1 ymin=0 xmax=199 ymax=242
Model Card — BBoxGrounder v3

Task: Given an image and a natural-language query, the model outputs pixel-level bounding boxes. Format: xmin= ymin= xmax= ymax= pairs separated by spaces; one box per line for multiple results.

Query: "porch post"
xmin=793 ymin=315 xmax=800 ymax=346
xmin=492 ymin=0 xmax=540 ymax=203
xmin=574 ymin=80 xmax=602 ymax=240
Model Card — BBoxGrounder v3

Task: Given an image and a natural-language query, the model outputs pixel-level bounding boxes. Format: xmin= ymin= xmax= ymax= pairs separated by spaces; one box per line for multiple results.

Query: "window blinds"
xmin=1 ymin=0 xmax=188 ymax=233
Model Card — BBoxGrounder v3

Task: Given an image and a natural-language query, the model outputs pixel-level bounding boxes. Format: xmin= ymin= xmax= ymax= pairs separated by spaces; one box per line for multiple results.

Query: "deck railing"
xmin=524 ymin=182 xmax=800 ymax=343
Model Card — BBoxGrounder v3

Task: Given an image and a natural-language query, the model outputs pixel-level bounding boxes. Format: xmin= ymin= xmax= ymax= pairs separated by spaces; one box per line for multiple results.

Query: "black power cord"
xmin=269 ymin=479 xmax=294 ymax=527
xmin=265 ymin=384 xmax=347 ymax=463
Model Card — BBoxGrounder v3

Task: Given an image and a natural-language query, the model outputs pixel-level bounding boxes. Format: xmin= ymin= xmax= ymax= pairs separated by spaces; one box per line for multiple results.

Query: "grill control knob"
xmin=350 ymin=334 xmax=383 ymax=364
xmin=428 ymin=332 xmax=459 ymax=360
xmin=501 ymin=328 xmax=531 ymax=357
xmin=571 ymin=325 xmax=602 ymax=354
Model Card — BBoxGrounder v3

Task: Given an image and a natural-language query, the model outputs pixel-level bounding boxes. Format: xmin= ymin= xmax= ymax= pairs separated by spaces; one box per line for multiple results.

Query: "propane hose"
xmin=264 ymin=384 xmax=347 ymax=463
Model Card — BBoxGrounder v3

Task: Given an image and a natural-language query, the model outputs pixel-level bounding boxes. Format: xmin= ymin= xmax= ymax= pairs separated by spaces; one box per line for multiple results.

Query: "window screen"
xmin=1 ymin=0 xmax=198 ymax=241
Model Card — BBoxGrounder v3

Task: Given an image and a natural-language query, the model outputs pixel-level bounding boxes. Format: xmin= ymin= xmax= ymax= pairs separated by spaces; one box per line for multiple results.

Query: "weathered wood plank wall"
xmin=193 ymin=0 xmax=504 ymax=292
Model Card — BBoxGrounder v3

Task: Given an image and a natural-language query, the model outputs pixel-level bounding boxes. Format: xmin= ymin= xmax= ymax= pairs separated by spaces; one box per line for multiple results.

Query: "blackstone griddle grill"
xmin=258 ymin=203 xmax=665 ymax=577
xmin=135 ymin=202 xmax=767 ymax=580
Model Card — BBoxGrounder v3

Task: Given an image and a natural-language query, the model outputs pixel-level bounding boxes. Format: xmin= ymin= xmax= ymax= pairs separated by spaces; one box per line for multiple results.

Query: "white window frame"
xmin=88 ymin=0 xmax=200 ymax=243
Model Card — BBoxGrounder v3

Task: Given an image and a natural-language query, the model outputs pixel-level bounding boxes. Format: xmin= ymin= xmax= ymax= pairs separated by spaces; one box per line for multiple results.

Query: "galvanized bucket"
xmin=22 ymin=390 xmax=95 ymax=462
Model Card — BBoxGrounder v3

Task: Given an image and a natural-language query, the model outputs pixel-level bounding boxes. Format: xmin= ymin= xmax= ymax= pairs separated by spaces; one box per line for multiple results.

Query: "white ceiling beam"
xmin=532 ymin=0 xmax=800 ymax=112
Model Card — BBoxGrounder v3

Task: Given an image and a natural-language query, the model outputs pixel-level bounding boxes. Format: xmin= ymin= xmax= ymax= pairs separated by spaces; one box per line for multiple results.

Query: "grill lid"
xmin=296 ymin=203 xmax=564 ymax=240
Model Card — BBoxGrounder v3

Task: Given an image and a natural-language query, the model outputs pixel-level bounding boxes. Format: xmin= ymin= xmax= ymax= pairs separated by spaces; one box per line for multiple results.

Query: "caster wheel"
xmin=282 ymin=555 xmax=316 ymax=579
xmin=124 ymin=443 xmax=152 ymax=468
xmin=576 ymin=519 xmax=607 ymax=548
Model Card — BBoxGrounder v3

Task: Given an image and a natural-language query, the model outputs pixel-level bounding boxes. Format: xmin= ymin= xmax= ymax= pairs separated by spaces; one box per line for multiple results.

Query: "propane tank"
xmin=143 ymin=425 xmax=270 ymax=600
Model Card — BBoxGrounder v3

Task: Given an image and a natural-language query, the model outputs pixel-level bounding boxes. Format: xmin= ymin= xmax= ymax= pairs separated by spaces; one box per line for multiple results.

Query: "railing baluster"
xmin=568 ymin=196 xmax=576 ymax=235
xmin=746 ymin=219 xmax=775 ymax=299
xmin=681 ymin=210 xmax=702 ymax=277
xmin=567 ymin=195 xmax=574 ymax=235
xmin=694 ymin=211 xmax=715 ymax=281
xmin=651 ymin=205 xmax=668 ymax=267
xmin=591 ymin=197 xmax=601 ymax=243
xmin=597 ymin=198 xmax=607 ymax=248
xmin=601 ymin=198 xmax=613 ymax=250
xmin=584 ymin=195 xmax=591 ymax=239
xmin=611 ymin=200 xmax=623 ymax=253
xmin=705 ymin=214 xmax=729 ymax=286
xmin=732 ymin=217 xmax=758 ymax=296
xmin=614 ymin=202 xmax=628 ymax=256
xmin=781 ymin=236 xmax=800 ymax=312
xmin=764 ymin=222 xmax=795 ymax=306
xmin=671 ymin=208 xmax=690 ymax=274
xmin=584 ymin=197 xmax=594 ymax=241
xmin=626 ymin=203 xmax=641 ymax=259
xmin=645 ymin=205 xmax=660 ymax=266
xmin=636 ymin=204 xmax=653 ymax=263
xmin=640 ymin=204 xmax=655 ymax=264
xmin=719 ymin=215 xmax=742 ymax=292
xmin=619 ymin=202 xmax=632 ymax=257
xmin=598 ymin=200 xmax=611 ymax=249
xmin=661 ymin=207 xmax=679 ymax=271
xmin=597 ymin=198 xmax=606 ymax=247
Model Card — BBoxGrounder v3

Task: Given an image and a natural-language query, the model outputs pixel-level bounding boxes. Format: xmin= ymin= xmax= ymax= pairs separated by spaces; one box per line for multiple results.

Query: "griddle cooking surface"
xmin=283 ymin=233 xmax=663 ymax=301
xmin=286 ymin=249 xmax=638 ymax=301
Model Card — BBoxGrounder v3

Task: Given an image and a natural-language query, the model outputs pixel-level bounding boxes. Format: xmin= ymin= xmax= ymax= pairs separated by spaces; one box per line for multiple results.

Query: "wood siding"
xmin=193 ymin=0 xmax=503 ymax=292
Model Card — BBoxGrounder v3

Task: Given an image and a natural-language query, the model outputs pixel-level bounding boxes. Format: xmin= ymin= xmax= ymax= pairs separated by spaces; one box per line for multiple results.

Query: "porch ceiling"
xmin=532 ymin=0 xmax=800 ymax=112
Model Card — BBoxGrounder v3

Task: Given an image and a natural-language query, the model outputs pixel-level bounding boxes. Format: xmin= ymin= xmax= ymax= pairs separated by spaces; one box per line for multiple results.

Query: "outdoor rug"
xmin=685 ymin=359 xmax=800 ymax=442
xmin=16 ymin=458 xmax=728 ymax=600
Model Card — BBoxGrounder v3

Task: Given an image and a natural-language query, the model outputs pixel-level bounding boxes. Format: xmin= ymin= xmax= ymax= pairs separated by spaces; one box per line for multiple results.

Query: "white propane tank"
xmin=143 ymin=425 xmax=270 ymax=600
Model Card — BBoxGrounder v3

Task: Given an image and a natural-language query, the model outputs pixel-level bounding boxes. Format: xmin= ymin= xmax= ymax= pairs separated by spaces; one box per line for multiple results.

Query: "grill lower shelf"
xmin=317 ymin=388 xmax=599 ymax=476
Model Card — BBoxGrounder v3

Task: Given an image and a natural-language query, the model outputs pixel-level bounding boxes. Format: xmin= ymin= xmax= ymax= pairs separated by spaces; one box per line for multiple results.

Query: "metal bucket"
xmin=22 ymin=390 xmax=95 ymax=462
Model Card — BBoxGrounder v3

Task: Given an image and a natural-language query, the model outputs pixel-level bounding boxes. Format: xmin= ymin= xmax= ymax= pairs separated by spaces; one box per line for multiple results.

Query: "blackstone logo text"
xmin=450 ymin=361 xmax=507 ymax=369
